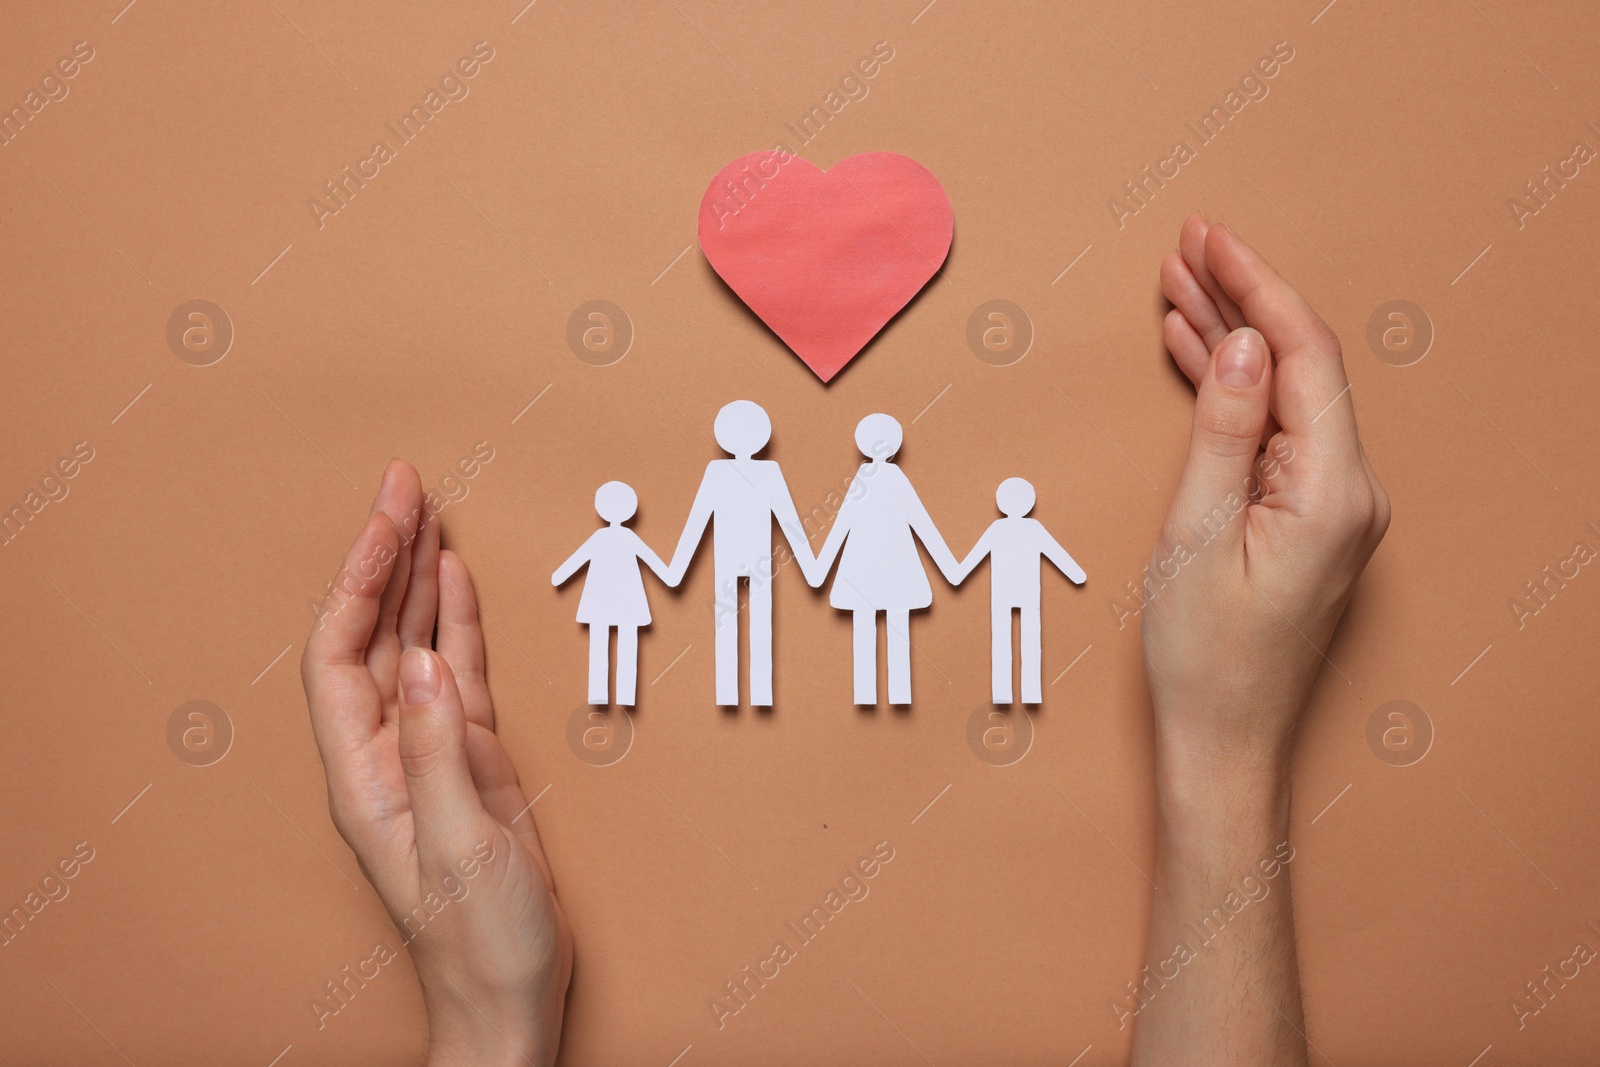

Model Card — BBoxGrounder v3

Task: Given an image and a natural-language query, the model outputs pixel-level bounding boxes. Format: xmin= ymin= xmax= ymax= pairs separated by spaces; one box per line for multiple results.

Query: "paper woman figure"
xmin=951 ymin=477 xmax=1086 ymax=704
xmin=551 ymin=481 xmax=672 ymax=706
xmin=811 ymin=413 xmax=960 ymax=705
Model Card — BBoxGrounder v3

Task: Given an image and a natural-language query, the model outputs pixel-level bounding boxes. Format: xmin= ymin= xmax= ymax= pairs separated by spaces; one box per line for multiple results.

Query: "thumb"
xmin=1170 ymin=327 xmax=1272 ymax=546
xmin=398 ymin=647 xmax=487 ymax=873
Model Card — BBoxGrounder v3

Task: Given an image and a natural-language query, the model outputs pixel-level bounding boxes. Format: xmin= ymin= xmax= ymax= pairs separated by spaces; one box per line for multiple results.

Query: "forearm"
xmin=1129 ymin=732 xmax=1306 ymax=1067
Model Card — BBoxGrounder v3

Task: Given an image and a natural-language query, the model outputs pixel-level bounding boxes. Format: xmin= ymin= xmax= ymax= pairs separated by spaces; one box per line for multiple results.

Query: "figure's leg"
xmin=1020 ymin=607 xmax=1042 ymax=704
xmin=887 ymin=609 xmax=912 ymax=705
xmin=852 ymin=610 xmax=876 ymax=706
xmin=992 ymin=606 xmax=1013 ymax=704
xmin=616 ymin=626 xmax=639 ymax=706
xmin=588 ymin=624 xmax=609 ymax=705
xmin=748 ymin=577 xmax=773 ymax=706
xmin=714 ymin=579 xmax=739 ymax=706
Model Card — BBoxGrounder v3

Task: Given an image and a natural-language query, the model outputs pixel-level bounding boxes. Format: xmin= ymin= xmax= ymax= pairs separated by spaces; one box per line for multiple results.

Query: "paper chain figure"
xmin=549 ymin=481 xmax=671 ymax=707
xmin=552 ymin=400 xmax=1085 ymax=707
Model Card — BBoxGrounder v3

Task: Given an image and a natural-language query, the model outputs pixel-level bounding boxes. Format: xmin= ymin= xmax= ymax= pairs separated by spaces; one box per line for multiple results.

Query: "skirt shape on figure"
xmin=574 ymin=528 xmax=653 ymax=626
xmin=828 ymin=465 xmax=934 ymax=612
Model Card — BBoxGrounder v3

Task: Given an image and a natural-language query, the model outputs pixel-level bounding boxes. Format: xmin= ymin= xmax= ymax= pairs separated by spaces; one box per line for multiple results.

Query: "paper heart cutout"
xmin=698 ymin=151 xmax=953 ymax=383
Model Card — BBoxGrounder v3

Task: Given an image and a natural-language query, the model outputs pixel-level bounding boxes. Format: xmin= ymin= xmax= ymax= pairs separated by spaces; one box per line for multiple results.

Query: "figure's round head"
xmin=996 ymin=477 xmax=1035 ymax=517
xmin=595 ymin=480 xmax=638 ymax=524
xmin=713 ymin=400 xmax=772 ymax=457
xmin=855 ymin=413 xmax=902 ymax=460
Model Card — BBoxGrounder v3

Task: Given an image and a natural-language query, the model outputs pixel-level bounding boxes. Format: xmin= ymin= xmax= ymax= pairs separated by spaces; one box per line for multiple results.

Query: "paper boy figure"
xmin=952 ymin=477 xmax=1086 ymax=704
xmin=552 ymin=481 xmax=673 ymax=706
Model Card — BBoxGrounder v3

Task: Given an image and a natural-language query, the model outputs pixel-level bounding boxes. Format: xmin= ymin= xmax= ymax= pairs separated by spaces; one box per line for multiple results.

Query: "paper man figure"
xmin=667 ymin=400 xmax=816 ymax=707
xmin=552 ymin=481 xmax=672 ymax=706
xmin=811 ymin=413 xmax=960 ymax=706
xmin=951 ymin=477 xmax=1086 ymax=704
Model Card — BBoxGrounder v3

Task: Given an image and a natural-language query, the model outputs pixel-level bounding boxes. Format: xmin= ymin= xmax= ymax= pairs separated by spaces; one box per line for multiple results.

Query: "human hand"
xmin=301 ymin=460 xmax=571 ymax=1067
xmin=1148 ymin=213 xmax=1390 ymax=794
xmin=1128 ymin=216 xmax=1388 ymax=1066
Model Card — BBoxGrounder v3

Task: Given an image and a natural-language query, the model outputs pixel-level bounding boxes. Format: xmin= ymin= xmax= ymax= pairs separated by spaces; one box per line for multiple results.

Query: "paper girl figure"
xmin=551 ymin=481 xmax=672 ymax=706
xmin=811 ymin=413 xmax=960 ymax=705
xmin=951 ymin=477 xmax=1086 ymax=704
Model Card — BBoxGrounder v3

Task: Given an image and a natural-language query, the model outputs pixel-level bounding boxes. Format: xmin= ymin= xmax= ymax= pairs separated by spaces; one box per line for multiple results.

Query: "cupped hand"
xmin=301 ymin=460 xmax=571 ymax=1067
xmin=1147 ymin=214 xmax=1390 ymax=793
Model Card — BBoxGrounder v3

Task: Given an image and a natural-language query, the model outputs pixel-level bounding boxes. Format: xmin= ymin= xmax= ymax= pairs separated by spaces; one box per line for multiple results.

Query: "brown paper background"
xmin=3 ymin=1 xmax=1599 ymax=1064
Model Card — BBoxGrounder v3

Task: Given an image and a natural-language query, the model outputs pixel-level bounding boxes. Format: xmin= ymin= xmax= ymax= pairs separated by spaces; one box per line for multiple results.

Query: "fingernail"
xmin=401 ymin=647 xmax=441 ymax=705
xmin=1216 ymin=327 xmax=1266 ymax=388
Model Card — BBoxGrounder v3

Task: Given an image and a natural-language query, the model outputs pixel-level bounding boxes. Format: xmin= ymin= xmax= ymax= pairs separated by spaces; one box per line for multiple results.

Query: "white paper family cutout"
xmin=953 ymin=478 xmax=1087 ymax=704
xmin=550 ymin=482 xmax=672 ymax=707
xmin=667 ymin=400 xmax=812 ymax=707
xmin=552 ymin=401 xmax=1085 ymax=707
xmin=814 ymin=412 xmax=958 ymax=706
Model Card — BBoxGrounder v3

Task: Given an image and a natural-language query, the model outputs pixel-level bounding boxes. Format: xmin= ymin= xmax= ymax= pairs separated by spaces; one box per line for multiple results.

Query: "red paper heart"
xmin=698 ymin=151 xmax=953 ymax=383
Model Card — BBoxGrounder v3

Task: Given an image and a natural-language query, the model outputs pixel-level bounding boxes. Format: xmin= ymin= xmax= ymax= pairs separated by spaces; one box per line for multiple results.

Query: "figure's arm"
xmin=665 ymin=471 xmax=715 ymax=587
xmin=809 ymin=492 xmax=854 ymax=588
xmin=1039 ymin=529 xmax=1087 ymax=584
xmin=950 ymin=528 xmax=994 ymax=585
xmin=903 ymin=480 xmax=961 ymax=584
xmin=551 ymin=538 xmax=592 ymax=586
xmin=766 ymin=467 xmax=819 ymax=584
xmin=635 ymin=535 xmax=673 ymax=586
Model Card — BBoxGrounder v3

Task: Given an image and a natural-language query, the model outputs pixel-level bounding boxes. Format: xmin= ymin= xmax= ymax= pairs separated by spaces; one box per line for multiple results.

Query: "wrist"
xmin=423 ymin=982 xmax=555 ymax=1067
xmin=1152 ymin=713 xmax=1292 ymax=861
xmin=427 ymin=1020 xmax=552 ymax=1067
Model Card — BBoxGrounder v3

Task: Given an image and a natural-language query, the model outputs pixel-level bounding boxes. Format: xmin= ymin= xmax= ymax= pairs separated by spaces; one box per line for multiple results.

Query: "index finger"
xmin=1203 ymin=223 xmax=1359 ymax=448
xmin=303 ymin=512 xmax=401 ymax=679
